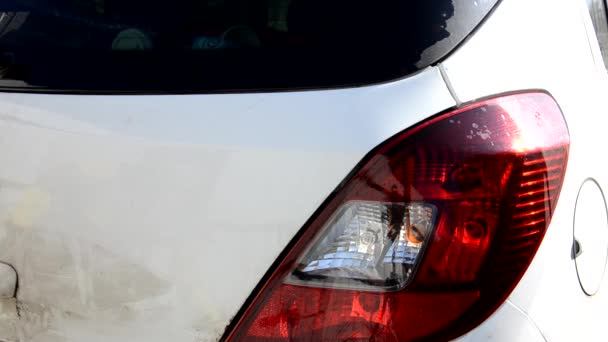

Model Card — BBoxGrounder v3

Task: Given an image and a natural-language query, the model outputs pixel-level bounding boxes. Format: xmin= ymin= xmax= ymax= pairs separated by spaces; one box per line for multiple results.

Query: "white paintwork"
xmin=454 ymin=301 xmax=546 ymax=342
xmin=442 ymin=0 xmax=608 ymax=340
xmin=0 ymin=0 xmax=607 ymax=340
xmin=0 ymin=69 xmax=455 ymax=341
xmin=0 ymin=263 xmax=16 ymax=298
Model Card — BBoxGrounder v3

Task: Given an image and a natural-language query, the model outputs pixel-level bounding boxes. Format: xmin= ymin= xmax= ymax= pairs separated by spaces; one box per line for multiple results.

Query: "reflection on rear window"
xmin=0 ymin=0 xmax=497 ymax=93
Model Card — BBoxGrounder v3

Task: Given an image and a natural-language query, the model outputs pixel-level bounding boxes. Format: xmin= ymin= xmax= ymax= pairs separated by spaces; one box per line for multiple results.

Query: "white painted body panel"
xmin=0 ymin=0 xmax=607 ymax=340
xmin=454 ymin=301 xmax=546 ymax=342
xmin=0 ymin=71 xmax=456 ymax=341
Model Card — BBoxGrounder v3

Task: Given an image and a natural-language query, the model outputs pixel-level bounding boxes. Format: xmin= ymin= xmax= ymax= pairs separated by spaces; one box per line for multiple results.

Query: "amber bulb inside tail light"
xmin=223 ymin=92 xmax=569 ymax=342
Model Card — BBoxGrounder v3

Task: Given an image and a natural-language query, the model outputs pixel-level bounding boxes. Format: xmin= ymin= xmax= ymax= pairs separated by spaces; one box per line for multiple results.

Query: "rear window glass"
xmin=0 ymin=0 xmax=498 ymax=93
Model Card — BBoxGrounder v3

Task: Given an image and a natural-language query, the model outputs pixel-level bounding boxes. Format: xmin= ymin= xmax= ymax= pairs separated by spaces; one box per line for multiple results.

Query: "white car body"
xmin=0 ymin=0 xmax=607 ymax=341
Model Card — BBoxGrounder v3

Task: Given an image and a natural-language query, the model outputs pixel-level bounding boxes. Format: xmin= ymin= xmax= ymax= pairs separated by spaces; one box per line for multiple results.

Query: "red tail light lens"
xmin=225 ymin=92 xmax=569 ymax=341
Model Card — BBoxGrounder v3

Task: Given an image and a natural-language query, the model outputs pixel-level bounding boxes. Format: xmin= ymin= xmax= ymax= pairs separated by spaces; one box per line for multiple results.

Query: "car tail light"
xmin=224 ymin=92 xmax=569 ymax=341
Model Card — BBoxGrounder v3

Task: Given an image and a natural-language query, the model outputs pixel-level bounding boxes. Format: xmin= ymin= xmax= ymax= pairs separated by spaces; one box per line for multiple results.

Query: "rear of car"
xmin=0 ymin=0 xmax=607 ymax=341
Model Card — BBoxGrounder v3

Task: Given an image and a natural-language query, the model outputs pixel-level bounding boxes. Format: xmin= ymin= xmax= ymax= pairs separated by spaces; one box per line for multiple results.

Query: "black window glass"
xmin=0 ymin=0 xmax=499 ymax=93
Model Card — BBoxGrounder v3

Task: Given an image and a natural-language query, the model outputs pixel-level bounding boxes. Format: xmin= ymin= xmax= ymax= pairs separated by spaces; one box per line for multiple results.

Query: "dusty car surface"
xmin=0 ymin=0 xmax=607 ymax=341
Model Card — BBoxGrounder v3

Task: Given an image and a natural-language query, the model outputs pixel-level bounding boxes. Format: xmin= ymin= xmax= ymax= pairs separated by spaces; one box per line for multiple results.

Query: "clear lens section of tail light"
xmin=224 ymin=92 xmax=570 ymax=342
xmin=289 ymin=202 xmax=436 ymax=290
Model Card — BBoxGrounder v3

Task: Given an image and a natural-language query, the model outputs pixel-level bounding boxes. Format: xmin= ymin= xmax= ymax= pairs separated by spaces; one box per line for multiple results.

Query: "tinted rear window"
xmin=0 ymin=0 xmax=498 ymax=93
